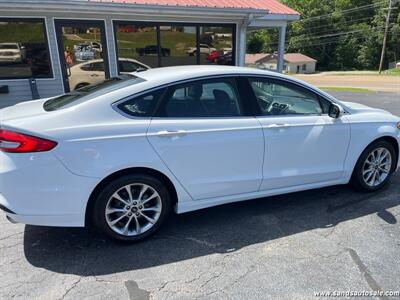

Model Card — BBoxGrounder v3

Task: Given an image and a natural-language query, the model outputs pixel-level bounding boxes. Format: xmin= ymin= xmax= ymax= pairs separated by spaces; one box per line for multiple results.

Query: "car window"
xmin=44 ymin=75 xmax=145 ymax=111
xmin=119 ymin=61 xmax=147 ymax=73
xmin=249 ymin=78 xmax=324 ymax=116
xmin=92 ymin=62 xmax=104 ymax=72
xmin=117 ymin=88 xmax=165 ymax=117
xmin=160 ymin=78 xmax=242 ymax=118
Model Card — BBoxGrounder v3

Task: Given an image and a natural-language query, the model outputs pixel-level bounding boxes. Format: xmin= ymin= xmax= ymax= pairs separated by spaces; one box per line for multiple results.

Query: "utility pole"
xmin=379 ymin=0 xmax=393 ymax=74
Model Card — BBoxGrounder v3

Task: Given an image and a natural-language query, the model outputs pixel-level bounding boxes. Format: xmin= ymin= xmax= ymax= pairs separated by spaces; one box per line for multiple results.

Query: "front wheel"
xmin=93 ymin=174 xmax=172 ymax=242
xmin=351 ymin=140 xmax=396 ymax=192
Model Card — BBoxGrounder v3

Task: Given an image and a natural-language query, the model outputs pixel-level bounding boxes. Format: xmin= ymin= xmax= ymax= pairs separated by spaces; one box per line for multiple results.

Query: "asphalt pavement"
xmin=1 ymin=91 xmax=400 ymax=300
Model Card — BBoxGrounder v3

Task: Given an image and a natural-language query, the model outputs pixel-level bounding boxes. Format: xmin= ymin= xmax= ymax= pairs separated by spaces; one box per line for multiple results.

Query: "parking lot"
xmin=1 ymin=90 xmax=400 ymax=300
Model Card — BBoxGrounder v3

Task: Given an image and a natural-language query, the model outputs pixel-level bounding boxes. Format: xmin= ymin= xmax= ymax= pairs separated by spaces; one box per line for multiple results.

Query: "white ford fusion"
xmin=1 ymin=66 xmax=399 ymax=241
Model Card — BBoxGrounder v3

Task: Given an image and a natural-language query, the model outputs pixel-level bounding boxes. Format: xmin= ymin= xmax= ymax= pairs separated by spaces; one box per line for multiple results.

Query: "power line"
xmin=268 ymin=25 xmax=385 ymax=46
xmin=297 ymin=1 xmax=387 ymax=23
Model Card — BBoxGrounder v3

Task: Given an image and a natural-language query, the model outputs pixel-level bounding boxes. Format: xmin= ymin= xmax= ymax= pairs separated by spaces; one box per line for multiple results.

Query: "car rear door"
xmin=247 ymin=77 xmax=351 ymax=190
xmin=147 ymin=77 xmax=264 ymax=200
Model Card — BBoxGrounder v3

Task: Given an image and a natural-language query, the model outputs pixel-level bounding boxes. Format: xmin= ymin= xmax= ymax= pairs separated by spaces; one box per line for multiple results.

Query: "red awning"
xmin=91 ymin=0 xmax=299 ymax=15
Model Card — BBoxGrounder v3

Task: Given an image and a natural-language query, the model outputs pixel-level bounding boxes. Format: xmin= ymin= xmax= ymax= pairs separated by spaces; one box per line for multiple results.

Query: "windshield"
xmin=44 ymin=75 xmax=145 ymax=111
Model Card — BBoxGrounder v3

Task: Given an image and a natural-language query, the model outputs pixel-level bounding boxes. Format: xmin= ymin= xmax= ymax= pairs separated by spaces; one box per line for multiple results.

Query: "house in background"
xmin=246 ymin=53 xmax=317 ymax=74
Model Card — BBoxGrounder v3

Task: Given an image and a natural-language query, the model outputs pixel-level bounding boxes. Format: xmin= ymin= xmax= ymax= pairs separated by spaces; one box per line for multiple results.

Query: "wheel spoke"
xmin=109 ymin=213 xmax=128 ymax=226
xmin=122 ymin=215 xmax=134 ymax=236
xmin=140 ymin=193 xmax=158 ymax=205
xmin=142 ymin=206 xmax=162 ymax=213
xmin=139 ymin=212 xmax=156 ymax=224
xmin=363 ymin=168 xmax=374 ymax=176
xmin=112 ymin=193 xmax=129 ymax=206
xmin=125 ymin=186 xmax=134 ymax=203
xmin=365 ymin=170 xmax=374 ymax=182
xmin=379 ymin=151 xmax=389 ymax=163
xmin=134 ymin=216 xmax=141 ymax=234
xmin=106 ymin=208 xmax=126 ymax=215
xmin=138 ymin=185 xmax=149 ymax=201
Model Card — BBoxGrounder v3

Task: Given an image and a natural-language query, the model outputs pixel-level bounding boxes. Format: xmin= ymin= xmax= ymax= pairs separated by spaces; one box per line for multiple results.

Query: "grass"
xmin=319 ymin=86 xmax=374 ymax=93
xmin=387 ymin=68 xmax=400 ymax=76
xmin=317 ymin=70 xmax=400 ymax=76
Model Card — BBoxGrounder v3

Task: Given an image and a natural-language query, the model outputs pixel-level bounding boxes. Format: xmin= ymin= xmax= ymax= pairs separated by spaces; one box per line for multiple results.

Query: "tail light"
xmin=0 ymin=129 xmax=57 ymax=153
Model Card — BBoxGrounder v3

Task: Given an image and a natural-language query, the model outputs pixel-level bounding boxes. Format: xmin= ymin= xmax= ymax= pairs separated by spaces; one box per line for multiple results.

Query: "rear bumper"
xmin=5 ymin=212 xmax=84 ymax=227
xmin=0 ymin=151 xmax=99 ymax=227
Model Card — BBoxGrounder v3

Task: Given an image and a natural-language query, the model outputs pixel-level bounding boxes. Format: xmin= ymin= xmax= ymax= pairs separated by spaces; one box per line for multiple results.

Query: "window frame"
xmin=112 ymin=20 xmax=236 ymax=73
xmin=153 ymin=76 xmax=251 ymax=119
xmin=112 ymin=85 xmax=168 ymax=119
xmin=243 ymin=76 xmax=335 ymax=117
xmin=0 ymin=17 xmax=53 ymax=80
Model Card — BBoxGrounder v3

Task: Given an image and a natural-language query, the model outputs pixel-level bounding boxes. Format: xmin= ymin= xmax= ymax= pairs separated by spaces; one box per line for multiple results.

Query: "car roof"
xmin=137 ymin=65 xmax=285 ymax=86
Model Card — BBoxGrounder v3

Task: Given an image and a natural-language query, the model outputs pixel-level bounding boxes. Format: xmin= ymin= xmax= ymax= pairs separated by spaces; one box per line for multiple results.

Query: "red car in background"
xmin=207 ymin=50 xmax=221 ymax=63
xmin=206 ymin=48 xmax=232 ymax=63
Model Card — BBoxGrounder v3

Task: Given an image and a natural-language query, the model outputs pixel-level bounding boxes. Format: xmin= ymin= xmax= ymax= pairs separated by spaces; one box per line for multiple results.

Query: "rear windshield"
xmin=44 ymin=75 xmax=145 ymax=111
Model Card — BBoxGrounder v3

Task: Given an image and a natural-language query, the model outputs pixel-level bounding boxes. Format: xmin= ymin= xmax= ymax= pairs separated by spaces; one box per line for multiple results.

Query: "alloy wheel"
xmin=105 ymin=183 xmax=162 ymax=236
xmin=362 ymin=147 xmax=392 ymax=187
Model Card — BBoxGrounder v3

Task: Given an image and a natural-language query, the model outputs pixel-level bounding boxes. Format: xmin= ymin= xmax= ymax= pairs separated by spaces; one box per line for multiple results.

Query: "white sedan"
xmin=0 ymin=66 xmax=399 ymax=242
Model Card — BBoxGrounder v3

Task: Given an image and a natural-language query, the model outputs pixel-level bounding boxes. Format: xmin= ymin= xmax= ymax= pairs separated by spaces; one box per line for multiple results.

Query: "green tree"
xmin=281 ymin=0 xmax=400 ymax=71
xmin=246 ymin=30 xmax=271 ymax=53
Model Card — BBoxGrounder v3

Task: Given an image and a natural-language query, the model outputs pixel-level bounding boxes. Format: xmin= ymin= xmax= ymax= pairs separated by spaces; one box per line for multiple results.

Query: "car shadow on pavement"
xmin=23 ymin=174 xmax=399 ymax=276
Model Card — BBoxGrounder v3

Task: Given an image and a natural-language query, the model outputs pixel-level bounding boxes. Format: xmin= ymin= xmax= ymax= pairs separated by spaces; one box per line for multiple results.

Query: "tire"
xmin=93 ymin=174 xmax=172 ymax=242
xmin=351 ymin=140 xmax=397 ymax=192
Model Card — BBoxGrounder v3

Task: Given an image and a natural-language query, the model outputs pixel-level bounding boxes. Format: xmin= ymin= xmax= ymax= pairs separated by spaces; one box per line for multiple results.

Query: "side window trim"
xmin=245 ymin=76 xmax=328 ymax=117
xmin=112 ymin=86 xmax=167 ymax=119
xmin=153 ymin=76 xmax=248 ymax=118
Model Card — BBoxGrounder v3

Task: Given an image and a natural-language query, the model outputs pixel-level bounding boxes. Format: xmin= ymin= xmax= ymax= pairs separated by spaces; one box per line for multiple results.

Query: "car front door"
xmin=147 ymin=77 xmax=264 ymax=200
xmin=247 ymin=77 xmax=351 ymax=190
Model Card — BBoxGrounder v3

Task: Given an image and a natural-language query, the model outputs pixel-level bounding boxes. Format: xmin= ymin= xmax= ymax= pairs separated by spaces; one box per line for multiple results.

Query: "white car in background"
xmin=0 ymin=43 xmax=25 ymax=63
xmin=0 ymin=66 xmax=399 ymax=242
xmin=186 ymin=44 xmax=216 ymax=56
xmin=68 ymin=58 xmax=150 ymax=90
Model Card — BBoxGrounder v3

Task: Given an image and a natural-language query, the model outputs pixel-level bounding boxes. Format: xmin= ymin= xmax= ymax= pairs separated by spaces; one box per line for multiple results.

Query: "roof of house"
xmin=249 ymin=53 xmax=317 ymax=64
xmin=283 ymin=53 xmax=317 ymax=63
xmin=90 ymin=0 xmax=299 ymax=15
xmin=245 ymin=54 xmax=269 ymax=64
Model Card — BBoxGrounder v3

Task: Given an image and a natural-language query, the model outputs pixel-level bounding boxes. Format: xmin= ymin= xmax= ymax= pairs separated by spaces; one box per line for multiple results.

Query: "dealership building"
xmin=0 ymin=0 xmax=299 ymax=106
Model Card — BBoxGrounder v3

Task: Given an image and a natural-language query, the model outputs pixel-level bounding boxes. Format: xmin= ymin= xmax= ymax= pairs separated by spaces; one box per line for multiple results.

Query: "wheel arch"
xmin=85 ymin=167 xmax=178 ymax=226
xmin=352 ymin=135 xmax=399 ymax=176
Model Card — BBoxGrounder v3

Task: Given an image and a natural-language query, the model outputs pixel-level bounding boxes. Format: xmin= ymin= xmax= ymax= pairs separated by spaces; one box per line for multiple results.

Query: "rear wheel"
xmin=93 ymin=174 xmax=172 ymax=242
xmin=351 ymin=140 xmax=396 ymax=192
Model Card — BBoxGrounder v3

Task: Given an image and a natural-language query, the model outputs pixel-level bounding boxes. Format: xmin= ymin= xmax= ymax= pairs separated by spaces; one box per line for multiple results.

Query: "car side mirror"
xmin=328 ymin=103 xmax=343 ymax=119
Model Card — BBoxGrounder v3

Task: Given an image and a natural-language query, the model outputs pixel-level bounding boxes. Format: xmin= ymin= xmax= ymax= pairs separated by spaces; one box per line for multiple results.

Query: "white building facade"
xmin=0 ymin=0 xmax=299 ymax=106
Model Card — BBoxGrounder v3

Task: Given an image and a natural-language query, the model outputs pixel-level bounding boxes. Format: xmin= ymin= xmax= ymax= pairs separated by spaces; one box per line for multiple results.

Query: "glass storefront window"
xmin=199 ymin=26 xmax=234 ymax=66
xmin=115 ymin=24 xmax=158 ymax=69
xmin=0 ymin=18 xmax=52 ymax=79
xmin=114 ymin=22 xmax=235 ymax=70
xmin=160 ymin=26 xmax=196 ymax=67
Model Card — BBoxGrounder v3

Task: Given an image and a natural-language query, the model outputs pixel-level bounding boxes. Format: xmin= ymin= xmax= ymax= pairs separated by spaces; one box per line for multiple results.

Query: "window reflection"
xmin=115 ymin=25 xmax=158 ymax=68
xmin=160 ymin=26 xmax=196 ymax=67
xmin=200 ymin=26 xmax=234 ymax=65
xmin=0 ymin=19 xmax=52 ymax=79
xmin=114 ymin=22 xmax=235 ymax=69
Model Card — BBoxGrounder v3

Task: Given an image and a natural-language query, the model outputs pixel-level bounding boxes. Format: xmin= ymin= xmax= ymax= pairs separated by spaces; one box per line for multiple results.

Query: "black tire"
xmin=351 ymin=140 xmax=397 ymax=192
xmin=93 ymin=174 xmax=172 ymax=242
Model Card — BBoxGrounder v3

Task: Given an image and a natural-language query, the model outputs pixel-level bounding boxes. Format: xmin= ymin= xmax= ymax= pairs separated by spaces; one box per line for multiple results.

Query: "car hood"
xmin=341 ymin=101 xmax=393 ymax=114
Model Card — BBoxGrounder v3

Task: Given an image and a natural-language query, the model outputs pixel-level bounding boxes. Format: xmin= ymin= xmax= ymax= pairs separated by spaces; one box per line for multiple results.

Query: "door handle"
xmin=266 ymin=123 xmax=290 ymax=129
xmin=90 ymin=74 xmax=100 ymax=77
xmin=156 ymin=130 xmax=187 ymax=137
